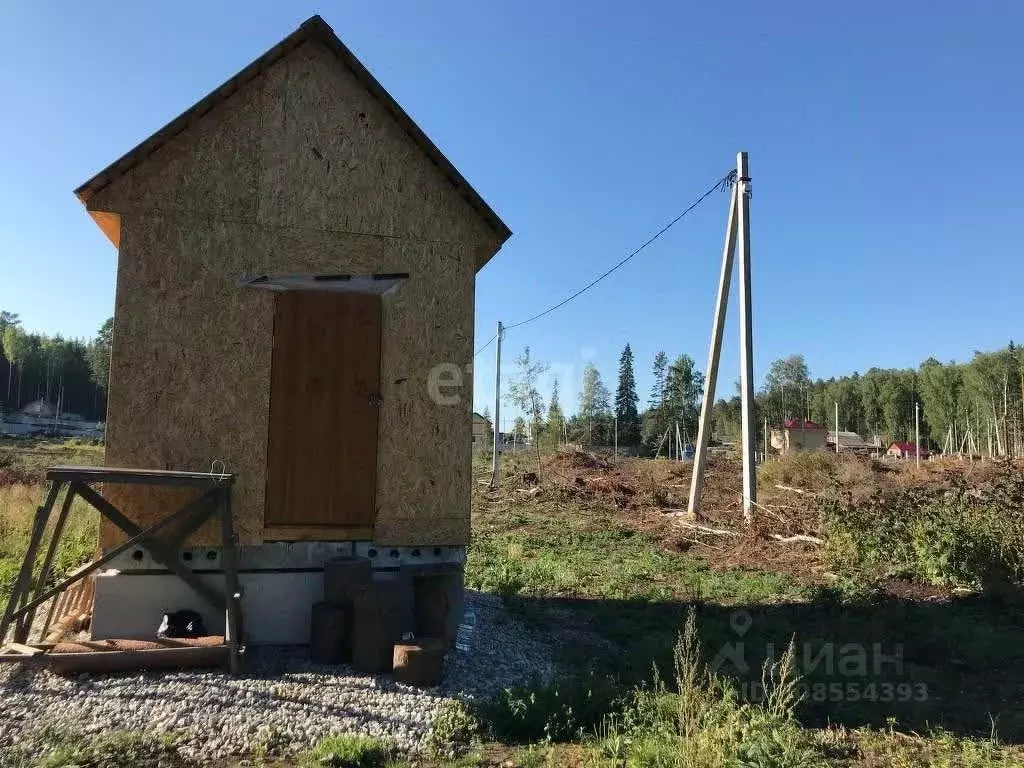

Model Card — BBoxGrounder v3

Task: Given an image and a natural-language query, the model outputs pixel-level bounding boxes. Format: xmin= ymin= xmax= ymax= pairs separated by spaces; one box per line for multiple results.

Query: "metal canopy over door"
xmin=265 ymin=291 xmax=381 ymax=536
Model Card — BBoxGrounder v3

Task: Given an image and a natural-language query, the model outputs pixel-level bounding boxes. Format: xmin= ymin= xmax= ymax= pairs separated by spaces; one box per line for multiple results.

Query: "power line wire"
xmin=503 ymin=169 xmax=736 ymax=331
xmin=473 ymin=335 xmax=497 ymax=360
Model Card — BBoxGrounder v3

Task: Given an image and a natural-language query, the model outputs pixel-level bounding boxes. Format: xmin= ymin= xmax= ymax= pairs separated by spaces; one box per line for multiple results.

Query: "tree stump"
xmin=393 ymin=637 xmax=446 ymax=687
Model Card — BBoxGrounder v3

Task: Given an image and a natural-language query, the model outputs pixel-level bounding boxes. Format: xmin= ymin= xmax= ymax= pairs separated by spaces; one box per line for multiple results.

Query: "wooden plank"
xmin=3 ymin=643 xmax=44 ymax=656
xmin=29 ymin=485 xmax=78 ymax=639
xmin=2 ymin=483 xmax=61 ymax=644
xmin=266 ymin=292 xmax=380 ymax=528
xmin=70 ymin=483 xmax=226 ymax=613
xmin=47 ymin=466 xmax=234 ymax=487
xmin=263 ymin=525 xmax=374 ymax=541
xmin=219 ymin=485 xmax=243 ymax=673
xmin=47 ymin=645 xmax=230 ymax=675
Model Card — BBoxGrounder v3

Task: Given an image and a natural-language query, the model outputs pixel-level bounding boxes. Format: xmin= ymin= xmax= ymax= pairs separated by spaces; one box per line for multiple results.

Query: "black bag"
xmin=157 ymin=609 xmax=207 ymax=638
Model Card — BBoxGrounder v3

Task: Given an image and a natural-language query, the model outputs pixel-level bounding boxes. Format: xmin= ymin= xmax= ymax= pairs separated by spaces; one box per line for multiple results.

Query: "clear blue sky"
xmin=1 ymin=2 xmax=1021 ymax=427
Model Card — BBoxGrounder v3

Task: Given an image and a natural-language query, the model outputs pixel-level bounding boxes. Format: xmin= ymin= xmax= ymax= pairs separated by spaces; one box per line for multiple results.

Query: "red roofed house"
xmin=886 ymin=442 xmax=929 ymax=460
xmin=770 ymin=418 xmax=828 ymax=455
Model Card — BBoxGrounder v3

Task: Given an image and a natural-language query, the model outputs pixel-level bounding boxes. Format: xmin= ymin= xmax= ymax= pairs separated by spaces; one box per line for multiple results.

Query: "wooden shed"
xmin=74 ymin=16 xmax=509 ymax=558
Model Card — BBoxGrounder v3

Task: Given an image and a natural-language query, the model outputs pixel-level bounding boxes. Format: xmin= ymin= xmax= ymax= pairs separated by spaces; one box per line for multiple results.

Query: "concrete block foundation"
xmin=91 ymin=542 xmax=466 ymax=646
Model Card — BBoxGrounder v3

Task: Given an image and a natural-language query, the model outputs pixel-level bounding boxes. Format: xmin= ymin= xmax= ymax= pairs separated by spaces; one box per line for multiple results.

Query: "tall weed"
xmin=593 ymin=609 xmax=825 ymax=768
xmin=822 ymin=471 xmax=1024 ymax=589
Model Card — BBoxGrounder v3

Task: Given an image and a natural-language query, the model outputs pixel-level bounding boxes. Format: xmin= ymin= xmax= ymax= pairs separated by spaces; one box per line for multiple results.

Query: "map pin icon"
xmin=730 ymin=610 xmax=753 ymax=637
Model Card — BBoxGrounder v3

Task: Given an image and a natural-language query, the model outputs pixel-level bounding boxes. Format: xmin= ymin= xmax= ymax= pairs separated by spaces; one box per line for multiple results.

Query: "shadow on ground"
xmin=506 ymin=589 xmax=1024 ymax=743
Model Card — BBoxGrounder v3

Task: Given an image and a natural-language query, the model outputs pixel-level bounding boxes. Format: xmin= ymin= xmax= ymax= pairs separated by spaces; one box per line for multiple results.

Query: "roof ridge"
xmin=74 ymin=14 xmax=510 ymax=254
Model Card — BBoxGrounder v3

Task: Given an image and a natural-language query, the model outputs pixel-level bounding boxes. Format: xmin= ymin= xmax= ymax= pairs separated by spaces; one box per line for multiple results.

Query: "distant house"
xmin=18 ymin=399 xmax=57 ymax=419
xmin=770 ymin=419 xmax=828 ymax=455
xmin=472 ymin=412 xmax=493 ymax=446
xmin=828 ymin=430 xmax=878 ymax=454
xmin=886 ymin=442 xmax=928 ymax=460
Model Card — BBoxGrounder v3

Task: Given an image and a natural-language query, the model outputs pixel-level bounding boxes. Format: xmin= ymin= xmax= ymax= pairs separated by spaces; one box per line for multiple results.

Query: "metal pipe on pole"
xmin=688 ymin=177 xmax=739 ymax=516
xmin=490 ymin=321 xmax=503 ymax=489
xmin=736 ymin=152 xmax=757 ymax=522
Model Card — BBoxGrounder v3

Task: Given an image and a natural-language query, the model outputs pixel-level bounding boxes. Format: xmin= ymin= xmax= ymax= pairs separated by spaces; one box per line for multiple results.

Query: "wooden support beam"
xmin=26 ymin=484 xmax=78 ymax=640
xmin=11 ymin=486 xmax=226 ymax=623
xmin=73 ymin=482 xmax=226 ymax=612
xmin=1 ymin=481 xmax=62 ymax=644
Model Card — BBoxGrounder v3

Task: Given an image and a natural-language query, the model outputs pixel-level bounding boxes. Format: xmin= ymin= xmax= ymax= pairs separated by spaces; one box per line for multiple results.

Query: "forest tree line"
xmin=499 ymin=341 xmax=1024 ymax=457
xmin=0 ymin=311 xmax=112 ymax=421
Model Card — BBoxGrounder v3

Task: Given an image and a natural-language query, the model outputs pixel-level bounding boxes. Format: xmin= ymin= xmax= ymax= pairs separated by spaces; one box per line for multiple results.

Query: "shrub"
xmin=427 ymin=699 xmax=479 ymax=759
xmin=476 ymin=672 xmax=624 ymax=744
xmin=759 ymin=452 xmax=840 ymax=490
xmin=592 ymin=609 xmax=825 ymax=768
xmin=33 ymin=729 xmax=190 ymax=768
xmin=822 ymin=471 xmax=1024 ymax=589
xmin=299 ymin=734 xmax=393 ymax=768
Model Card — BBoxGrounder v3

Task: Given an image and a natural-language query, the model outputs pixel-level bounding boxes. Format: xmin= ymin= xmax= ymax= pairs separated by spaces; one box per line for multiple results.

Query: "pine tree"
xmin=615 ymin=344 xmax=641 ymax=445
xmin=664 ymin=355 xmax=704 ymax=443
xmin=579 ymin=364 xmax=612 ymax=444
xmin=649 ymin=351 xmax=668 ymax=408
xmin=547 ymin=377 xmax=565 ymax=445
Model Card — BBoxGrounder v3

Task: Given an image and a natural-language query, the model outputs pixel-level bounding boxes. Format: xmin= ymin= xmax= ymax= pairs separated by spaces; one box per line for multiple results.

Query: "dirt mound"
xmin=548 ymin=449 xmax=611 ymax=471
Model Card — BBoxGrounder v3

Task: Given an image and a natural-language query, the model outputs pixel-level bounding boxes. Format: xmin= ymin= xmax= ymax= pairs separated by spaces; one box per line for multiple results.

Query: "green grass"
xmin=298 ymin=734 xmax=394 ymax=768
xmin=0 ymin=438 xmax=101 ymax=611
xmin=823 ymin=472 xmax=1024 ymax=590
xmin=466 ymin=494 xmax=803 ymax=605
xmin=0 ymin=728 xmax=191 ymax=768
xmin=463 ymin=452 xmax=1024 ymax=764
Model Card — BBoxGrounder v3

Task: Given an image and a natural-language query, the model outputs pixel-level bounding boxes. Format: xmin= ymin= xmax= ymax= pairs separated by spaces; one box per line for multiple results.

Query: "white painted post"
xmin=736 ymin=152 xmax=757 ymax=522
xmin=915 ymin=401 xmax=921 ymax=467
xmin=490 ymin=322 xmax=502 ymax=489
xmin=688 ymin=181 xmax=739 ymax=516
xmin=835 ymin=402 xmax=840 ymax=454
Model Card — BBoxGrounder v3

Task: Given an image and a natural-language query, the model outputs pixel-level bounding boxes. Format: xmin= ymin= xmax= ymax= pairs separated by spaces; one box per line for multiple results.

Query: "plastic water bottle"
xmin=455 ymin=606 xmax=476 ymax=652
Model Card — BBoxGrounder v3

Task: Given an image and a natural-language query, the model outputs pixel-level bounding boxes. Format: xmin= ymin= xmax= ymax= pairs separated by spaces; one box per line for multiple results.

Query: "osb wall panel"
xmin=254 ymin=235 xmax=476 ymax=546
xmin=256 ymin=40 xmax=499 ymax=251
xmin=88 ymin=80 xmax=261 ymax=222
xmin=103 ymin=213 xmax=475 ymax=547
xmin=93 ymin=37 xmax=494 ymax=547
xmin=101 ymin=214 xmax=273 ymax=547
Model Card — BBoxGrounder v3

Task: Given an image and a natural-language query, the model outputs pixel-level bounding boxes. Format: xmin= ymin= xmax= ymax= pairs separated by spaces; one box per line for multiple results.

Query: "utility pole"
xmin=915 ymin=400 xmax=921 ymax=467
xmin=835 ymin=401 xmax=840 ymax=454
xmin=736 ymin=152 xmax=757 ymax=522
xmin=490 ymin=321 xmax=503 ymax=489
xmin=689 ymin=166 xmax=739 ymax=517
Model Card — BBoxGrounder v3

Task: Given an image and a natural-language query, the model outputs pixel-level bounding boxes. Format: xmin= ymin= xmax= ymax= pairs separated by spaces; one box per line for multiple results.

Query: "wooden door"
xmin=265 ymin=291 xmax=381 ymax=532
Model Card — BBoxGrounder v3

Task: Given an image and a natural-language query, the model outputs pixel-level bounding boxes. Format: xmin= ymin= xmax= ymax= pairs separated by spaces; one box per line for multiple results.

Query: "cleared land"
xmin=2 ymin=440 xmax=1024 ymax=766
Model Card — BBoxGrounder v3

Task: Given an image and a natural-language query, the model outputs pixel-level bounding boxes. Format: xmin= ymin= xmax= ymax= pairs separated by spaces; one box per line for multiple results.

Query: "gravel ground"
xmin=0 ymin=590 xmax=555 ymax=764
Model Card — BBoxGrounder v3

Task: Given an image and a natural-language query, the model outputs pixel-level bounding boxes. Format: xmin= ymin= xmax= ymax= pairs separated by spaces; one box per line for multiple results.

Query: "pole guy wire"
xmin=502 ymin=169 xmax=736 ymax=332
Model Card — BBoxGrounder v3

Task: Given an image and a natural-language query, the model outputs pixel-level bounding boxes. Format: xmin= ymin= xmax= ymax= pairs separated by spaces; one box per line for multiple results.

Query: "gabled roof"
xmin=74 ymin=15 xmax=511 ymax=255
xmin=781 ymin=418 xmax=825 ymax=430
xmin=889 ymin=442 xmax=920 ymax=454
